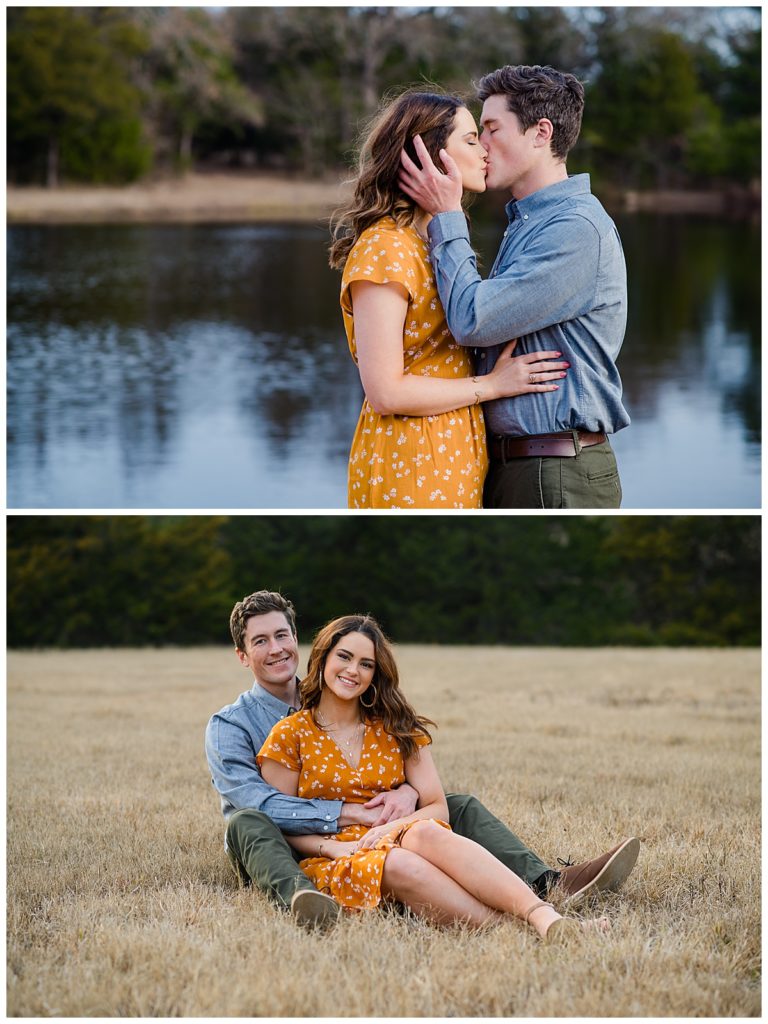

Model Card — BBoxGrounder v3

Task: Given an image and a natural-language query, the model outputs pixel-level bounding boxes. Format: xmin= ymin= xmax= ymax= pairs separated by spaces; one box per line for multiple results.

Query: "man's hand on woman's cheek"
xmin=399 ymin=135 xmax=463 ymax=214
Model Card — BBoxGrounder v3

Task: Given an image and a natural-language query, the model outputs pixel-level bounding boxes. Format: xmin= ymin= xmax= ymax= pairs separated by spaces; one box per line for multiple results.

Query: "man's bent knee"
xmin=224 ymin=809 xmax=310 ymax=904
xmin=227 ymin=807 xmax=275 ymax=829
xmin=227 ymin=808 xmax=279 ymax=842
xmin=225 ymin=808 xmax=286 ymax=865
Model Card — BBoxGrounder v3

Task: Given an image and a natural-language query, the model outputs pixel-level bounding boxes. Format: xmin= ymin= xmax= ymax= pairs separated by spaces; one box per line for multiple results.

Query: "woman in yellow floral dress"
xmin=330 ymin=91 xmax=569 ymax=508
xmin=259 ymin=614 xmax=608 ymax=939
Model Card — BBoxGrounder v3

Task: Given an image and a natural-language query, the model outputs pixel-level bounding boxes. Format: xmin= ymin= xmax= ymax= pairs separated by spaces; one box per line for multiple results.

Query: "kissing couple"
xmin=331 ymin=63 xmax=628 ymax=510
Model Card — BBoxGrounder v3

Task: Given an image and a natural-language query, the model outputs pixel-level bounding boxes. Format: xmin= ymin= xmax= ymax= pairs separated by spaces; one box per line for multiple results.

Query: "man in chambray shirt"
xmin=206 ymin=590 xmax=640 ymax=929
xmin=400 ymin=64 xmax=629 ymax=508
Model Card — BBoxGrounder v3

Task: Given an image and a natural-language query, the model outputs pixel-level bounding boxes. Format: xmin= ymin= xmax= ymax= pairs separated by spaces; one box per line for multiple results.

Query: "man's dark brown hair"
xmin=230 ymin=591 xmax=297 ymax=651
xmin=477 ymin=64 xmax=585 ymax=161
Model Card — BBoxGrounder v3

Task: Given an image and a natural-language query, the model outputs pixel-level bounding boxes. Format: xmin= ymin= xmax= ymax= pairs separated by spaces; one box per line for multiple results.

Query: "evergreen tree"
xmin=7 ymin=7 xmax=150 ymax=185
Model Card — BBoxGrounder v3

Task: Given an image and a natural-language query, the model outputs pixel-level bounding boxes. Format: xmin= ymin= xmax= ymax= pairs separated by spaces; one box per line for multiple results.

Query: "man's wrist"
xmin=338 ymin=802 xmax=359 ymax=827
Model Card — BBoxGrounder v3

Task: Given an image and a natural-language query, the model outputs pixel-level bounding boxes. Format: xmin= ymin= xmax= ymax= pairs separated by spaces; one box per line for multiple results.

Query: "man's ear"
xmin=234 ymin=645 xmax=248 ymax=667
xmin=533 ymin=118 xmax=554 ymax=148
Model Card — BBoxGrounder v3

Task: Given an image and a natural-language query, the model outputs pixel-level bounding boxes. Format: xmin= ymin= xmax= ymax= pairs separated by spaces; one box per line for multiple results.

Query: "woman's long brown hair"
xmin=299 ymin=614 xmax=435 ymax=760
xmin=329 ymin=89 xmax=466 ymax=270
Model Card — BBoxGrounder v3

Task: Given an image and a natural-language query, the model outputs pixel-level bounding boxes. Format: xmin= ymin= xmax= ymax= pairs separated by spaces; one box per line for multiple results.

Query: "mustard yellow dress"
xmin=258 ymin=710 xmax=450 ymax=910
xmin=341 ymin=216 xmax=488 ymax=508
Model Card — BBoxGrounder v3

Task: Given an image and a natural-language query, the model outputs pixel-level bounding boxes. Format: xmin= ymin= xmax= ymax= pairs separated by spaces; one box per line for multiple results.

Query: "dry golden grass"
xmin=6 ymin=173 xmax=351 ymax=224
xmin=7 ymin=645 xmax=761 ymax=1017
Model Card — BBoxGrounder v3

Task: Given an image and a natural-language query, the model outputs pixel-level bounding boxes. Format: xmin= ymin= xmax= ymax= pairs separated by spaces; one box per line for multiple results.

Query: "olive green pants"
xmin=225 ymin=793 xmax=552 ymax=909
xmin=483 ymin=438 xmax=622 ymax=509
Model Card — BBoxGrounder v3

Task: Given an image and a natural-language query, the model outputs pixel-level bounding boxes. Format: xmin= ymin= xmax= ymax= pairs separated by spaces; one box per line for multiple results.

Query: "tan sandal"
xmin=542 ymin=917 xmax=583 ymax=944
xmin=524 ymin=899 xmax=554 ymax=928
xmin=524 ymin=900 xmax=582 ymax=943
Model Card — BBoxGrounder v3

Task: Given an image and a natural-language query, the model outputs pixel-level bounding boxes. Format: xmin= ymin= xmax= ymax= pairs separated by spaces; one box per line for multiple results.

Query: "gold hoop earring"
xmin=360 ymin=684 xmax=378 ymax=709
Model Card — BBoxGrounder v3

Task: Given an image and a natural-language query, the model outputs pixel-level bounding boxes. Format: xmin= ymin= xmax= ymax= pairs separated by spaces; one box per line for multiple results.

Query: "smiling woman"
xmin=321 ymin=631 xmax=376 ymax=702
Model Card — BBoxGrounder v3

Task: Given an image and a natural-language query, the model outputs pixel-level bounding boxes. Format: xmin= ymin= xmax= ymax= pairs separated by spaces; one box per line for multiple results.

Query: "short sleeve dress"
xmin=257 ymin=709 xmax=450 ymax=910
xmin=341 ymin=216 xmax=488 ymax=509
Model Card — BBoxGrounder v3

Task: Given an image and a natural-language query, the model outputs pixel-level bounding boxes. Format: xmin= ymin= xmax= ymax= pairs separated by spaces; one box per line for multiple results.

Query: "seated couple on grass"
xmin=205 ymin=591 xmax=640 ymax=935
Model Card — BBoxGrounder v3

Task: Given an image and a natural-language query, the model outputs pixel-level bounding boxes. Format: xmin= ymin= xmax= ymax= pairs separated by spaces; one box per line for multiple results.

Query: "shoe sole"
xmin=291 ymin=889 xmax=342 ymax=929
xmin=563 ymin=837 xmax=640 ymax=906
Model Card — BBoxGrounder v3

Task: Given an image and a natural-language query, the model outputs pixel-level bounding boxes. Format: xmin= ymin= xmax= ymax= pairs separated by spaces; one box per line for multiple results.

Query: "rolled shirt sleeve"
xmin=205 ymin=712 xmax=343 ymax=835
xmin=427 ymin=210 xmax=600 ymax=348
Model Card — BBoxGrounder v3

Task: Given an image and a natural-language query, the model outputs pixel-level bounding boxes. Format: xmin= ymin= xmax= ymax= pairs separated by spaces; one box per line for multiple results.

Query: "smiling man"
xmin=399 ymin=64 xmax=630 ymax=509
xmin=205 ymin=590 xmax=640 ymax=929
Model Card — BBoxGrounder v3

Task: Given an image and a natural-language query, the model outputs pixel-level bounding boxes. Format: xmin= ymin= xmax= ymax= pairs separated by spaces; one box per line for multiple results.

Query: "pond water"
xmin=7 ymin=212 xmax=760 ymax=509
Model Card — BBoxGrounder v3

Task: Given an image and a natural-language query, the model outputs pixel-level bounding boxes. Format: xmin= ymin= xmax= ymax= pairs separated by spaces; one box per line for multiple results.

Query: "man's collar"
xmin=506 ymin=173 xmax=591 ymax=221
xmin=249 ymin=678 xmax=300 ymax=714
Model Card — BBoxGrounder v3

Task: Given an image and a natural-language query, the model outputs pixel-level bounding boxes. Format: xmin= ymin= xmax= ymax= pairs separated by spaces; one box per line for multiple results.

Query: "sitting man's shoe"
xmin=555 ymin=837 xmax=640 ymax=906
xmin=290 ymin=888 xmax=341 ymax=929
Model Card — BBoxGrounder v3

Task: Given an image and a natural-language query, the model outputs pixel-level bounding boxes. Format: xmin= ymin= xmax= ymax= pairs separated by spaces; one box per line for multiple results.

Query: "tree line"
xmin=7 ymin=516 xmax=760 ymax=648
xmin=7 ymin=6 xmax=760 ymax=189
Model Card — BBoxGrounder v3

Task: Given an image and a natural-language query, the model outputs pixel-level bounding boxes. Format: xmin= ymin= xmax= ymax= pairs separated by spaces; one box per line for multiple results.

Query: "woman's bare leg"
xmin=381 ymin=847 xmax=503 ymax=928
xmin=400 ymin=821 xmax=568 ymax=937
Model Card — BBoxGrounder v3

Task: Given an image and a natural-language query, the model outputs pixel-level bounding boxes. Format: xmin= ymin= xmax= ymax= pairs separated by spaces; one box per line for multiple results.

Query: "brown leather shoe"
xmin=555 ymin=837 xmax=640 ymax=905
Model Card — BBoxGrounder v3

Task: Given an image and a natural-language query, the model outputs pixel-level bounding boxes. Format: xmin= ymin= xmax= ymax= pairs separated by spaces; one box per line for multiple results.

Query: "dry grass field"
xmin=7 ymin=645 xmax=760 ymax=1017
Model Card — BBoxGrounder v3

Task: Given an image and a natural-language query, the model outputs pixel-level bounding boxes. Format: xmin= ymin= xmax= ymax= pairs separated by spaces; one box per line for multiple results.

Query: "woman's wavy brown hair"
xmin=329 ymin=88 xmax=466 ymax=270
xmin=299 ymin=614 xmax=435 ymax=760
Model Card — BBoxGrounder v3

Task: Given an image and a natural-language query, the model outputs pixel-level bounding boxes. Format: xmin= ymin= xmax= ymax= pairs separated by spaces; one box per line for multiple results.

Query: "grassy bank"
xmin=7 ymin=172 xmax=758 ymax=224
xmin=7 ymin=645 xmax=760 ymax=1016
xmin=6 ymin=173 xmax=352 ymax=225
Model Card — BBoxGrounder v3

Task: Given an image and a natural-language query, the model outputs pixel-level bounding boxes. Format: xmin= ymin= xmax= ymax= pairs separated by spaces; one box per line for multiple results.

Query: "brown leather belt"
xmin=490 ymin=430 xmax=607 ymax=460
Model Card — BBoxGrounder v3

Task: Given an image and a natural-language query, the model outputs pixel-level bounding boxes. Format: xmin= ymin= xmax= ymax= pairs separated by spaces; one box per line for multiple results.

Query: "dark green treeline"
xmin=7 ymin=6 xmax=761 ymax=188
xmin=7 ymin=516 xmax=759 ymax=648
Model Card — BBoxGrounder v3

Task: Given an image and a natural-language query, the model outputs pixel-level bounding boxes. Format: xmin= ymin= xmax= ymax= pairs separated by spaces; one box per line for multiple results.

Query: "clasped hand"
xmin=319 ymin=822 xmax=399 ymax=860
xmin=319 ymin=838 xmax=360 ymax=860
xmin=356 ymin=820 xmax=403 ymax=851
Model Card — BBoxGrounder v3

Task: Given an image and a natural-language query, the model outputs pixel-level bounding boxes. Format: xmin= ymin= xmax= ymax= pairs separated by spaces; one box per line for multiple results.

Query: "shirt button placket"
xmin=493 ymin=224 xmax=514 ymax=278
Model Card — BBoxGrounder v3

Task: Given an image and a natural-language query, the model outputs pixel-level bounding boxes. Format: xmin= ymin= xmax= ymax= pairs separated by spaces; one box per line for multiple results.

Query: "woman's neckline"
xmin=411 ymin=211 xmax=432 ymax=244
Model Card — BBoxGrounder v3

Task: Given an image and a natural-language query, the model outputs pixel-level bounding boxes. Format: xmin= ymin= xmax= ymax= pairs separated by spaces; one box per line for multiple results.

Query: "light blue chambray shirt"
xmin=427 ymin=174 xmax=630 ymax=437
xmin=205 ymin=680 xmax=343 ymax=838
